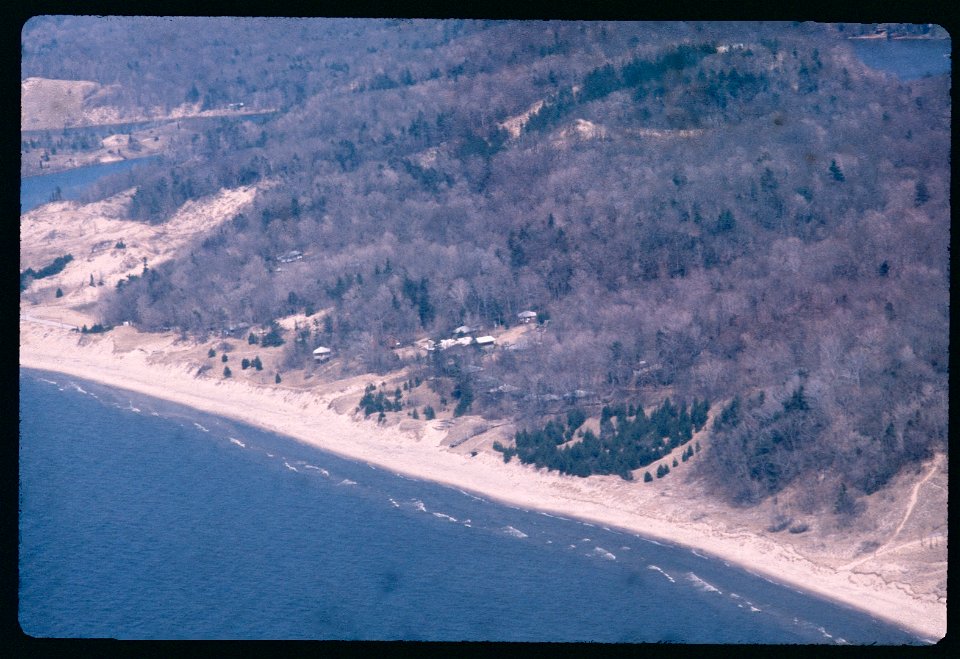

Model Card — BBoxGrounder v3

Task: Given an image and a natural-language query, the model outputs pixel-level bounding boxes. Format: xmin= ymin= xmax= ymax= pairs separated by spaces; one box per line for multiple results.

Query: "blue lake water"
xmin=850 ymin=38 xmax=951 ymax=80
xmin=20 ymin=157 xmax=159 ymax=214
xmin=20 ymin=156 xmax=156 ymax=214
xmin=18 ymin=369 xmax=925 ymax=643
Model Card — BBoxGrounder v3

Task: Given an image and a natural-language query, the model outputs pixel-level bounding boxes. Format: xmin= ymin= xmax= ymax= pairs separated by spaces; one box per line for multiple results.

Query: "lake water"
xmin=18 ymin=369 xmax=925 ymax=642
xmin=20 ymin=156 xmax=158 ymax=214
xmin=850 ymin=38 xmax=951 ymax=80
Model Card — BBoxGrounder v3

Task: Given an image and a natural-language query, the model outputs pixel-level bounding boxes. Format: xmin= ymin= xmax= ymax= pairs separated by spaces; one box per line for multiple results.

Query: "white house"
xmin=518 ymin=310 xmax=537 ymax=324
xmin=476 ymin=335 xmax=496 ymax=348
xmin=313 ymin=346 xmax=332 ymax=362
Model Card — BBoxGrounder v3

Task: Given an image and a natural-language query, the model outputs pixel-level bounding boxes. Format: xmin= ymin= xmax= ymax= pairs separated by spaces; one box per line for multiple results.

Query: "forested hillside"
xmin=21 ymin=19 xmax=949 ymax=516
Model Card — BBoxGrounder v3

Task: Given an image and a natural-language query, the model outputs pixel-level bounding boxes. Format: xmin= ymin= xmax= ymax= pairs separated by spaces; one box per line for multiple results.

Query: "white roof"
xmin=518 ymin=310 xmax=537 ymax=318
xmin=455 ymin=336 xmax=473 ymax=346
xmin=454 ymin=325 xmax=472 ymax=334
xmin=476 ymin=335 xmax=496 ymax=344
xmin=313 ymin=346 xmax=332 ymax=354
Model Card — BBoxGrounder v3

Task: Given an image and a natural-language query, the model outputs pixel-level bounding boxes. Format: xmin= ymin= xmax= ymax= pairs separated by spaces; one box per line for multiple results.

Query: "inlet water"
xmin=850 ymin=38 xmax=951 ymax=80
xmin=18 ymin=369 xmax=925 ymax=642
xmin=20 ymin=156 xmax=158 ymax=214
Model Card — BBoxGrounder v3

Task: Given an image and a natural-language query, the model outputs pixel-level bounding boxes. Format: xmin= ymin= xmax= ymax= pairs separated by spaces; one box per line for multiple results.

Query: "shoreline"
xmin=18 ymin=322 xmax=945 ymax=642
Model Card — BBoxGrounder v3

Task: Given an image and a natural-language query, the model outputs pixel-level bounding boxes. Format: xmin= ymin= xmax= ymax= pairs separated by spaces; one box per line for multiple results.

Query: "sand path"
xmin=839 ymin=453 xmax=945 ymax=572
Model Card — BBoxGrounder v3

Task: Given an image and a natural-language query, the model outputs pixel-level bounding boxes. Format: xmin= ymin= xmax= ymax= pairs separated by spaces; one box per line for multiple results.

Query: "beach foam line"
xmin=727 ymin=593 xmax=763 ymax=613
xmin=193 ymin=422 xmax=209 ymax=432
xmin=229 ymin=437 xmax=246 ymax=448
xmin=647 ymin=565 xmax=675 ymax=583
xmin=284 ymin=461 xmax=298 ymax=472
xmin=432 ymin=512 xmax=457 ymax=522
xmin=686 ymin=571 xmax=722 ymax=594
xmin=457 ymin=488 xmax=486 ymax=502
xmin=503 ymin=525 xmax=528 ymax=539
xmin=592 ymin=546 xmax=616 ymax=560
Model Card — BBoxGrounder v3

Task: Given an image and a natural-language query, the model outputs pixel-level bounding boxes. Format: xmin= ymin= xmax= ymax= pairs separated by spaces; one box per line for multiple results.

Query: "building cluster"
xmin=311 ymin=310 xmax=539 ymax=364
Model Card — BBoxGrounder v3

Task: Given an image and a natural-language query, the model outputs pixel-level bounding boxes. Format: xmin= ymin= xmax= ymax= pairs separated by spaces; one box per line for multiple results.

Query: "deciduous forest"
xmin=21 ymin=18 xmax=949 ymax=516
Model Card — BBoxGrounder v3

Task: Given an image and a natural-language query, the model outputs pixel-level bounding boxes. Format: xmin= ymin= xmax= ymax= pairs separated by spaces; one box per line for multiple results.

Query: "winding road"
xmin=21 ymin=314 xmax=80 ymax=331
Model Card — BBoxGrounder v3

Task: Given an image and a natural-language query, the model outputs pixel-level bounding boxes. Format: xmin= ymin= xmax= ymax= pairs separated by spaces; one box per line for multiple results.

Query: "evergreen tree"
xmin=829 ymin=159 xmax=845 ymax=182
xmin=834 ymin=483 xmax=856 ymax=516
xmin=241 ymin=358 xmax=250 ymax=369
xmin=55 ymin=287 xmax=63 ymax=298
xmin=261 ymin=323 xmax=285 ymax=347
xmin=222 ymin=354 xmax=228 ymax=362
xmin=208 ymin=348 xmax=216 ymax=358
xmin=252 ymin=356 xmax=263 ymax=370
xmin=644 ymin=471 xmax=653 ymax=482
xmin=223 ymin=366 xmax=232 ymax=377
xmin=275 ymin=373 xmax=282 ymax=384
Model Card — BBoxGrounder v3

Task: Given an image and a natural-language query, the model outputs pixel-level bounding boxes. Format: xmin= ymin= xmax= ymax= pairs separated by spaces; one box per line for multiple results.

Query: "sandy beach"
xmin=19 ymin=319 xmax=946 ymax=641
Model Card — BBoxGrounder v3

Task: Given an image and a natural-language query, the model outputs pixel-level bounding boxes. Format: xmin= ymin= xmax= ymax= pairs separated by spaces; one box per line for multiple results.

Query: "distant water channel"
xmin=850 ymin=38 xmax=951 ymax=80
xmin=19 ymin=369 xmax=925 ymax=642
xmin=20 ymin=156 xmax=158 ymax=214
xmin=20 ymin=111 xmax=276 ymax=215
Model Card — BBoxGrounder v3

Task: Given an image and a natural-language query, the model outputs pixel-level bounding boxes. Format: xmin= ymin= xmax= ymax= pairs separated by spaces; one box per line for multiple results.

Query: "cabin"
xmin=453 ymin=325 xmax=474 ymax=336
xmin=313 ymin=346 xmax=332 ymax=362
xmin=517 ymin=310 xmax=537 ymax=324
xmin=277 ymin=250 xmax=303 ymax=264
xmin=475 ymin=335 xmax=496 ymax=348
